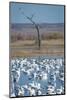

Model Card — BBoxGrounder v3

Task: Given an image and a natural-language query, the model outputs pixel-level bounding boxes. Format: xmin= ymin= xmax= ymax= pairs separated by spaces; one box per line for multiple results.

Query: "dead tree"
xmin=20 ymin=10 xmax=41 ymax=50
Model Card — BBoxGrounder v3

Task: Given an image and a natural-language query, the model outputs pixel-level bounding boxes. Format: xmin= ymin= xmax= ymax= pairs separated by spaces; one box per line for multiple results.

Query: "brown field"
xmin=10 ymin=39 xmax=64 ymax=58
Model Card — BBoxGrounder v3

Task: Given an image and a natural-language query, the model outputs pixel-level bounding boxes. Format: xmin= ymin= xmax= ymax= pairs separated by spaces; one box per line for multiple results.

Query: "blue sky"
xmin=10 ymin=2 xmax=64 ymax=23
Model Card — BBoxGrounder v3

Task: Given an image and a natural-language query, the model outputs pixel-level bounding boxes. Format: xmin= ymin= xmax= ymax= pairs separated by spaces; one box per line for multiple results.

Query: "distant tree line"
xmin=11 ymin=32 xmax=64 ymax=42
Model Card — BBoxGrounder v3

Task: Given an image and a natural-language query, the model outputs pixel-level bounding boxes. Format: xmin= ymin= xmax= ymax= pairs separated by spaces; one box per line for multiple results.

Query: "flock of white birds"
xmin=10 ymin=56 xmax=64 ymax=97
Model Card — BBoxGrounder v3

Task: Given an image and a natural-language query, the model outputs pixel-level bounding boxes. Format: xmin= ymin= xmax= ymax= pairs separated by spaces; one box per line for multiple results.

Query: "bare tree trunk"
xmin=35 ymin=25 xmax=41 ymax=50
xmin=21 ymin=12 xmax=41 ymax=50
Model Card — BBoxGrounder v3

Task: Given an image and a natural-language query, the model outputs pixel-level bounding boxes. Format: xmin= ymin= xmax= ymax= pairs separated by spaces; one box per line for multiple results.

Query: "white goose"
xmin=47 ymin=85 xmax=55 ymax=94
xmin=42 ymin=73 xmax=48 ymax=80
xmin=11 ymin=92 xmax=15 ymax=97
xmin=56 ymin=86 xmax=63 ymax=94
xmin=16 ymin=68 xmax=21 ymax=82
xmin=37 ymin=90 xmax=42 ymax=95
xmin=18 ymin=87 xmax=24 ymax=96
xmin=29 ymin=88 xmax=36 ymax=96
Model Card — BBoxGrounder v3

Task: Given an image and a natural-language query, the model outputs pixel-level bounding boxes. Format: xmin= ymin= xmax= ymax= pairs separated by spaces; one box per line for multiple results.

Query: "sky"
xmin=10 ymin=2 xmax=64 ymax=23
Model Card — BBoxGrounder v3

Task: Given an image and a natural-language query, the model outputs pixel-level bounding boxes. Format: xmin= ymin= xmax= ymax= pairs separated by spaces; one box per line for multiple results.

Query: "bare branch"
xmin=30 ymin=13 xmax=35 ymax=19
xmin=19 ymin=8 xmax=41 ymax=49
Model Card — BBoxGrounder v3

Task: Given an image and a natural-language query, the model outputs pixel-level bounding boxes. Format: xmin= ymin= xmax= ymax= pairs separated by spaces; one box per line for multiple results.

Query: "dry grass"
xmin=10 ymin=40 xmax=35 ymax=47
xmin=10 ymin=39 xmax=64 ymax=58
xmin=42 ymin=39 xmax=64 ymax=45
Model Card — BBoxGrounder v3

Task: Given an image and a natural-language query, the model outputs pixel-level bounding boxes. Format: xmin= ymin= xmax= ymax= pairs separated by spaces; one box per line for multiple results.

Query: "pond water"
xmin=10 ymin=56 xmax=65 ymax=97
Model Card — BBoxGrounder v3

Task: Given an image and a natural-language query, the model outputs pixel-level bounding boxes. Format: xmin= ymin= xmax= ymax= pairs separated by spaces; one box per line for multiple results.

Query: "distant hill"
xmin=11 ymin=23 xmax=64 ymax=30
xmin=10 ymin=23 xmax=64 ymax=35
